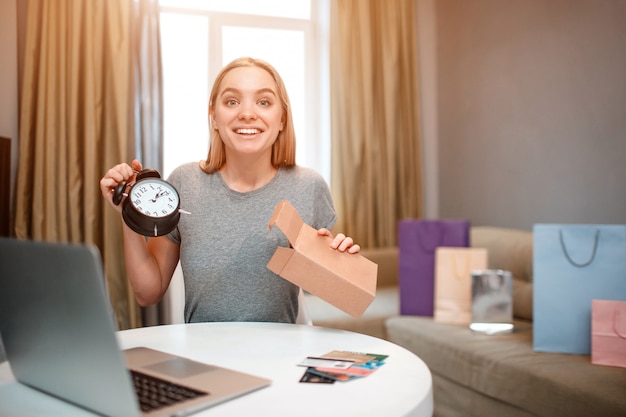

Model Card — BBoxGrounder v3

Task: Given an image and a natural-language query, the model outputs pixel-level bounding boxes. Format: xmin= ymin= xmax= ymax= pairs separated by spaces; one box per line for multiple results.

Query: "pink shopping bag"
xmin=591 ymin=299 xmax=626 ymax=368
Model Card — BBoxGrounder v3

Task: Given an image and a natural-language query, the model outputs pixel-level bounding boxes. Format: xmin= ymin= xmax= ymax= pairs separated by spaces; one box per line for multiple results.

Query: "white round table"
xmin=0 ymin=322 xmax=433 ymax=417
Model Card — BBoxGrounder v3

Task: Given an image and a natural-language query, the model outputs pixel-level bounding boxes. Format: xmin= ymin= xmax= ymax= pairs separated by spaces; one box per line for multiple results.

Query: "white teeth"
xmin=236 ymin=128 xmax=260 ymax=135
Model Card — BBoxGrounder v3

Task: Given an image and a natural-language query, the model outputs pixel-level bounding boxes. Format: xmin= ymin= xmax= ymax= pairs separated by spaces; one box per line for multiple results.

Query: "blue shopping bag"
xmin=533 ymin=224 xmax=626 ymax=354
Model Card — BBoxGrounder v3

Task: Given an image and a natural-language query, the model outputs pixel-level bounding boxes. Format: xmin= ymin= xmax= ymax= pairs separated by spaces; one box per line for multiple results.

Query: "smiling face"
xmin=210 ymin=66 xmax=286 ymax=163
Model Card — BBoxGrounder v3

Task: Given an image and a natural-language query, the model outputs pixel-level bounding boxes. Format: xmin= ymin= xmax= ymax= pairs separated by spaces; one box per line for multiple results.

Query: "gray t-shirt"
xmin=167 ymin=163 xmax=336 ymax=323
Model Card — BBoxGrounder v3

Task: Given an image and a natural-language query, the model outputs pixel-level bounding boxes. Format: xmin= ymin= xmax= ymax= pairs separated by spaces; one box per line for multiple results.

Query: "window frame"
xmin=158 ymin=1 xmax=330 ymax=182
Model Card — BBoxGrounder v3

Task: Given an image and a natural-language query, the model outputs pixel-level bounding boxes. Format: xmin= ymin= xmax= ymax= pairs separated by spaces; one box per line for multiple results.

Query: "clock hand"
xmin=150 ymin=191 xmax=166 ymax=203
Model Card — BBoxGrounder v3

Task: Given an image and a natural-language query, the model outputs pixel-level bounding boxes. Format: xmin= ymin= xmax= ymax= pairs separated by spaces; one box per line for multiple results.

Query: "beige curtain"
xmin=14 ymin=0 xmax=161 ymax=330
xmin=330 ymin=0 xmax=423 ymax=249
xmin=131 ymin=0 xmax=165 ymax=326
xmin=132 ymin=0 xmax=163 ymax=171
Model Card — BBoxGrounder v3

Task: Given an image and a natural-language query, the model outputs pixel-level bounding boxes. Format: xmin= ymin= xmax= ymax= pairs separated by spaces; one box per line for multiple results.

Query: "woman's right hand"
xmin=99 ymin=159 xmax=143 ymax=211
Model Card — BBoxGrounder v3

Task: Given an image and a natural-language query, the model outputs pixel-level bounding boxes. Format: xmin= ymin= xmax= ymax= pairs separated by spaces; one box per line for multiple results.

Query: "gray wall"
xmin=435 ymin=0 xmax=626 ymax=230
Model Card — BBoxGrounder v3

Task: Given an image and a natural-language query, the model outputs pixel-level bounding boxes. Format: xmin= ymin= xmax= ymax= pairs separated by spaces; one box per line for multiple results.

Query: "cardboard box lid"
xmin=267 ymin=200 xmax=378 ymax=318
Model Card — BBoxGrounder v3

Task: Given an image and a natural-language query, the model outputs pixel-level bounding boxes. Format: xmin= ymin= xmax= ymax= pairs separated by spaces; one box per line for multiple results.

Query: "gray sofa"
xmin=308 ymin=226 xmax=626 ymax=417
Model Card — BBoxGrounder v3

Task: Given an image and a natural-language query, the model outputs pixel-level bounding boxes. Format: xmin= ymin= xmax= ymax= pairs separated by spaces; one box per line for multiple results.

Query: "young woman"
xmin=100 ymin=57 xmax=359 ymax=323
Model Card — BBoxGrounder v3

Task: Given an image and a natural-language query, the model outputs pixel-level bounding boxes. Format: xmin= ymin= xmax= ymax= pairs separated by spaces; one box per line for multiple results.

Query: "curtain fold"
xmin=132 ymin=0 xmax=163 ymax=170
xmin=330 ymin=0 xmax=423 ymax=248
xmin=15 ymin=0 xmax=162 ymax=329
xmin=131 ymin=0 xmax=165 ymax=326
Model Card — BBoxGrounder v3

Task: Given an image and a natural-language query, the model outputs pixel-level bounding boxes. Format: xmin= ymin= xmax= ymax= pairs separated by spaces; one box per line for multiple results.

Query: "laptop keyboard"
xmin=131 ymin=370 xmax=209 ymax=412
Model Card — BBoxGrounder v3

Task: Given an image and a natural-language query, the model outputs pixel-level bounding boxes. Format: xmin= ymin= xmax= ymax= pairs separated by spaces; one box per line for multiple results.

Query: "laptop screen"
xmin=0 ymin=238 xmax=141 ymax=417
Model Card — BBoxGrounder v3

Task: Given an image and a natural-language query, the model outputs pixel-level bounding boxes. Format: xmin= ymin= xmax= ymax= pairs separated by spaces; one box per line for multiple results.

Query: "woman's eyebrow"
xmin=220 ymin=87 xmax=277 ymax=96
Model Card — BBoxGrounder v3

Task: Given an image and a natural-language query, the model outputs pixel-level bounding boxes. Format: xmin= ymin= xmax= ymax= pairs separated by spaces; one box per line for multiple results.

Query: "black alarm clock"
xmin=112 ymin=169 xmax=183 ymax=237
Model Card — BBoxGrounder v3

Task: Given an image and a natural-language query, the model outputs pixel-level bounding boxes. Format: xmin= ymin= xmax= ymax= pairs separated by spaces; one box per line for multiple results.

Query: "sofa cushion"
xmin=306 ymin=286 xmax=399 ymax=340
xmin=471 ymin=226 xmax=533 ymax=320
xmin=305 ymin=247 xmax=400 ymax=340
xmin=360 ymin=247 xmax=399 ymax=288
xmin=386 ymin=316 xmax=626 ymax=417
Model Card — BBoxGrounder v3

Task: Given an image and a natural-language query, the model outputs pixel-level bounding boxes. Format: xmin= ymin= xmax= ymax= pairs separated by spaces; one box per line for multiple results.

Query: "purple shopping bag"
xmin=398 ymin=219 xmax=470 ymax=316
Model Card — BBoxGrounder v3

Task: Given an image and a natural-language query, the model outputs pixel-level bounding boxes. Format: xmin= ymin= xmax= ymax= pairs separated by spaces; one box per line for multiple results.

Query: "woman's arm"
xmin=100 ymin=159 xmax=180 ymax=306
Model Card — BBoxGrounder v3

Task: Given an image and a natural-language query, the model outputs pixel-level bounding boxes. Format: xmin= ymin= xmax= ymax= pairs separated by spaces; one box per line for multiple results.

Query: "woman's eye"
xmin=258 ymin=99 xmax=270 ymax=106
xmin=226 ymin=99 xmax=238 ymax=106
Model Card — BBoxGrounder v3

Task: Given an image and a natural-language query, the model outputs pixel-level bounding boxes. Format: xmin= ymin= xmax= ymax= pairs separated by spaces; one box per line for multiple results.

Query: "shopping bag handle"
xmin=614 ymin=309 xmax=626 ymax=339
xmin=558 ymin=229 xmax=599 ymax=268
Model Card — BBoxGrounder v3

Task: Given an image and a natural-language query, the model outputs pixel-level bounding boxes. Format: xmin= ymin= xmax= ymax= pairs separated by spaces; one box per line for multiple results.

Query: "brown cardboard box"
xmin=267 ymin=200 xmax=378 ymax=318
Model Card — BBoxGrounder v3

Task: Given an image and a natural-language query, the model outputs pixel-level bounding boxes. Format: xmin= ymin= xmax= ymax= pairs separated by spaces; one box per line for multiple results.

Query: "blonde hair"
xmin=200 ymin=57 xmax=296 ymax=174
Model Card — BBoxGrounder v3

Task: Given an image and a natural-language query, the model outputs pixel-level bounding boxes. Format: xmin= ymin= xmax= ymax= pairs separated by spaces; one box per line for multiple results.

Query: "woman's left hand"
xmin=317 ymin=228 xmax=361 ymax=254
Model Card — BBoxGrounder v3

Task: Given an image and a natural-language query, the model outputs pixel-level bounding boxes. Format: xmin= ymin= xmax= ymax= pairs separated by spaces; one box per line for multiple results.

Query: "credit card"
xmin=297 ymin=357 xmax=354 ymax=369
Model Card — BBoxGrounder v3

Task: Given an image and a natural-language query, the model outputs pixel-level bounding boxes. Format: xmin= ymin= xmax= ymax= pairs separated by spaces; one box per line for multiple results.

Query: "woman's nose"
xmin=238 ymin=102 xmax=257 ymax=120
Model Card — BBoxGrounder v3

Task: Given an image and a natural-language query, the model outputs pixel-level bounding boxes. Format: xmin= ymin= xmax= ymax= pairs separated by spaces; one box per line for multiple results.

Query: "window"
xmin=158 ymin=0 xmax=330 ymax=184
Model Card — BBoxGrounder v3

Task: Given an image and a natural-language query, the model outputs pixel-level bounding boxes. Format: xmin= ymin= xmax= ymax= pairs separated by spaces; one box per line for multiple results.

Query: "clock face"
xmin=129 ymin=179 xmax=180 ymax=218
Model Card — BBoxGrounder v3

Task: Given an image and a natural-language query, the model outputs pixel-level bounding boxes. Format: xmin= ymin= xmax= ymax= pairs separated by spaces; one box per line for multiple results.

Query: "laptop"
xmin=0 ymin=237 xmax=271 ymax=417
